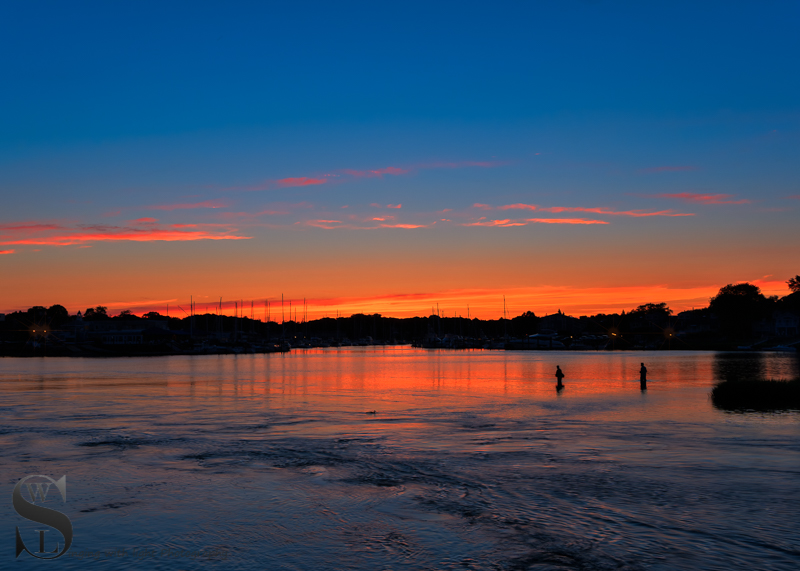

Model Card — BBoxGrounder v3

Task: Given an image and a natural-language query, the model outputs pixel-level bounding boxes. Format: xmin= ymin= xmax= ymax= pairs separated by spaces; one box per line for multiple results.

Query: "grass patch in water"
xmin=711 ymin=378 xmax=800 ymax=411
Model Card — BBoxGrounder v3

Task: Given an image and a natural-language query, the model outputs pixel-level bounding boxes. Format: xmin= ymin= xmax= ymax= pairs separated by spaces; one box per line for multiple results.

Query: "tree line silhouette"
xmin=1 ymin=275 xmax=798 ymax=352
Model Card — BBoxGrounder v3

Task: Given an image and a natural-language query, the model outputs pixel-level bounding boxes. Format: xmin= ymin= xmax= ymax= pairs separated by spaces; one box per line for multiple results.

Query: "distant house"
xmin=757 ymin=312 xmax=799 ymax=337
xmin=102 ymin=331 xmax=144 ymax=345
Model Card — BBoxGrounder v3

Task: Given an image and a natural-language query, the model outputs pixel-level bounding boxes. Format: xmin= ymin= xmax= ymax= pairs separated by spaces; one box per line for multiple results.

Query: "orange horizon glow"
xmin=7 ymin=278 xmax=789 ymax=322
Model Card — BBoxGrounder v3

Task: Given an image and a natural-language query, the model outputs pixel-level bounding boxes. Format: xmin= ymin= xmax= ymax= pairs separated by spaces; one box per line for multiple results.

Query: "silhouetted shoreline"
xmin=2 ymin=280 xmax=799 ymax=357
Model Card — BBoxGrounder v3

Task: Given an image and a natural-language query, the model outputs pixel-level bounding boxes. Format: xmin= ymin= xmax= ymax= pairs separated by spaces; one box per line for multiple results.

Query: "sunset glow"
xmin=0 ymin=3 xmax=797 ymax=321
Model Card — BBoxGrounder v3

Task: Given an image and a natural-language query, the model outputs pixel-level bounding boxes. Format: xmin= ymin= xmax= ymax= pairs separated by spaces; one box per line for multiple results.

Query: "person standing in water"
xmin=555 ymin=365 xmax=565 ymax=389
xmin=640 ymin=362 xmax=647 ymax=390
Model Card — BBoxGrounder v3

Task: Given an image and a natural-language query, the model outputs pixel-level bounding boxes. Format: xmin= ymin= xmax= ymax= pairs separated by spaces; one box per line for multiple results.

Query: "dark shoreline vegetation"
xmin=711 ymin=378 xmax=800 ymax=411
xmin=1 ymin=280 xmax=799 ymax=357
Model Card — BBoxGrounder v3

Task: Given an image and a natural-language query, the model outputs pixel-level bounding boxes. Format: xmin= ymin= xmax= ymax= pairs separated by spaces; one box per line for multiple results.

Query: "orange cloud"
xmin=540 ymin=206 xmax=693 ymax=217
xmin=464 ymin=219 xmax=520 ymax=227
xmin=0 ymin=249 xmax=14 ymax=255
xmin=132 ymin=217 xmax=159 ymax=223
xmin=528 ymin=218 xmax=608 ymax=224
xmin=303 ymin=219 xmax=344 ymax=229
xmin=149 ymin=199 xmax=231 ymax=210
xmin=2 ymin=230 xmax=250 ymax=246
xmin=497 ymin=203 xmax=537 ymax=211
xmin=463 ymin=217 xmax=608 ymax=227
xmin=231 ymin=176 xmax=328 ymax=192
xmin=387 ymin=204 xmax=402 ymax=209
xmin=477 ymin=204 xmax=691 ymax=216
xmin=639 ymin=165 xmax=698 ymax=173
xmin=301 ymin=218 xmax=432 ymax=230
xmin=657 ymin=192 xmax=751 ymax=204
xmin=0 ymin=223 xmax=62 ymax=232
xmin=378 ymin=223 xmax=429 ymax=229
xmin=276 ymin=177 xmax=328 ymax=188
xmin=0 ymin=220 xmax=250 ymax=246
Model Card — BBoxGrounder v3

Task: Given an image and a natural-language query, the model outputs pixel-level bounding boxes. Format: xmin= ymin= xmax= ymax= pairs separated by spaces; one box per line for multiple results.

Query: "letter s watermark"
xmin=13 ymin=475 xmax=73 ymax=559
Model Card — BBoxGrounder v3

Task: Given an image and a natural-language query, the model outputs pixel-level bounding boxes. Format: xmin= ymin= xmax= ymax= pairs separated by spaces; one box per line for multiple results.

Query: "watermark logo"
xmin=13 ymin=475 xmax=73 ymax=559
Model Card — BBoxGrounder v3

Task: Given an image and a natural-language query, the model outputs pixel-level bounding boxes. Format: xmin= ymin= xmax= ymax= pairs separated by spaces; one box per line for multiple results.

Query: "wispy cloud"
xmin=463 ymin=219 xmax=527 ymax=227
xmin=474 ymin=204 xmax=693 ymax=217
xmin=148 ymin=199 xmax=232 ymax=211
xmin=540 ymin=206 xmax=693 ymax=217
xmin=228 ymin=159 xmax=506 ymax=192
xmin=785 ymin=194 xmax=800 ymax=200
xmin=276 ymin=177 xmax=328 ymax=188
xmin=301 ymin=219 xmax=433 ymax=230
xmin=230 ymin=177 xmax=329 ymax=192
xmin=0 ymin=222 xmax=62 ymax=232
xmin=0 ymin=219 xmax=251 ymax=247
xmin=304 ymin=219 xmax=344 ymax=229
xmin=657 ymin=192 xmax=751 ymax=205
xmin=342 ymin=167 xmax=409 ymax=178
xmin=420 ymin=160 xmax=509 ymax=169
xmin=639 ymin=165 xmax=698 ymax=173
xmin=497 ymin=203 xmax=538 ymax=211
xmin=463 ymin=217 xmax=608 ymax=227
xmin=527 ymin=218 xmax=609 ymax=224
xmin=0 ymin=249 xmax=14 ymax=255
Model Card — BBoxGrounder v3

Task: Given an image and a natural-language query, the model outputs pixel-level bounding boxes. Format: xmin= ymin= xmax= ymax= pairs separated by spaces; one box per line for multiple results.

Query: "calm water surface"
xmin=1 ymin=348 xmax=799 ymax=570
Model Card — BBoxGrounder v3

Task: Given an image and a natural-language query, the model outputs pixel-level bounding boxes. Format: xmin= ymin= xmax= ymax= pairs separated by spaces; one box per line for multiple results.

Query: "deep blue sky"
xmin=3 ymin=1 xmax=798 ymax=146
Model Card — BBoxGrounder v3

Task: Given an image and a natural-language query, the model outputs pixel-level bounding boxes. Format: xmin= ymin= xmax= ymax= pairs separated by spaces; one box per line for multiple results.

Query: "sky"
xmin=1 ymin=1 xmax=799 ymax=319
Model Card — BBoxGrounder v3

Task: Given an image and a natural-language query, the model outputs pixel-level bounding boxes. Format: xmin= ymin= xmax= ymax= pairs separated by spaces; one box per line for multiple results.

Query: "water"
xmin=1 ymin=348 xmax=799 ymax=570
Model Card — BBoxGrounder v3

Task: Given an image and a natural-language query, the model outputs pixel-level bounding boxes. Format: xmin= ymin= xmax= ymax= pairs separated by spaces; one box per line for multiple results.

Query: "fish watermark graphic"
xmin=13 ymin=475 xmax=73 ymax=559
